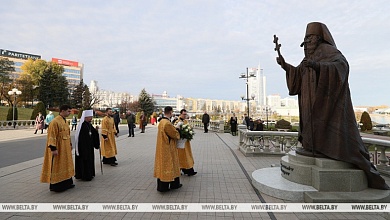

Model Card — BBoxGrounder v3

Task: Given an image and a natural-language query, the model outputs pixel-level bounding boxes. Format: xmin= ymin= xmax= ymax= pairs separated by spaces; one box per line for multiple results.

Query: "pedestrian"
xmin=255 ymin=119 xmax=264 ymax=131
xmin=174 ymin=109 xmax=197 ymax=176
xmin=113 ymin=110 xmax=120 ymax=134
xmin=139 ymin=111 xmax=146 ymax=133
xmin=45 ymin=111 xmax=54 ymax=130
xmin=229 ymin=113 xmax=238 ymax=136
xmin=40 ymin=105 xmax=75 ymax=192
xmin=126 ymin=110 xmax=136 ymax=137
xmin=34 ymin=112 xmax=45 ymax=134
xmin=201 ymin=111 xmax=210 ymax=133
xmin=275 ymin=21 xmax=389 ymax=189
xmin=248 ymin=118 xmax=254 ymax=131
xmin=71 ymin=115 xmax=77 ymax=131
xmin=100 ymin=108 xmax=118 ymax=166
xmin=74 ymin=110 xmax=100 ymax=181
xmin=154 ymin=106 xmax=182 ymax=192
xmin=244 ymin=113 xmax=250 ymax=129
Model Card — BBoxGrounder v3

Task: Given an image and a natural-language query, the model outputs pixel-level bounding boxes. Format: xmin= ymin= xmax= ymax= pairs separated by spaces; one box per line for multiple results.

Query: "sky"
xmin=1 ymin=0 xmax=389 ymax=106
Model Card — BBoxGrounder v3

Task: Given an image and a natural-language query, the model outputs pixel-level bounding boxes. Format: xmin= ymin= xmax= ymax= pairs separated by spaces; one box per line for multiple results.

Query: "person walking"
xmin=113 ymin=110 xmax=120 ymax=134
xmin=201 ymin=111 xmax=210 ymax=133
xmin=34 ymin=112 xmax=45 ymax=134
xmin=100 ymin=108 xmax=118 ymax=166
xmin=74 ymin=110 xmax=100 ymax=181
xmin=174 ymin=109 xmax=197 ymax=176
xmin=71 ymin=115 xmax=77 ymax=131
xmin=40 ymin=105 xmax=75 ymax=192
xmin=45 ymin=111 xmax=54 ymax=130
xmin=154 ymin=106 xmax=181 ymax=192
xmin=126 ymin=110 xmax=136 ymax=137
xmin=139 ymin=111 xmax=146 ymax=133
xmin=230 ymin=113 xmax=238 ymax=136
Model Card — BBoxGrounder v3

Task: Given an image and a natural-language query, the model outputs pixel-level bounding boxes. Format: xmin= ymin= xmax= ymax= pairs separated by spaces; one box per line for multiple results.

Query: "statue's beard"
xmin=304 ymin=42 xmax=318 ymax=57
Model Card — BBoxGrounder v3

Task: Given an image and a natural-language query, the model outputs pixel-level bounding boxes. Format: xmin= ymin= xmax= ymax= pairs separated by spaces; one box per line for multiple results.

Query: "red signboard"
xmin=52 ymin=58 xmax=78 ymax=67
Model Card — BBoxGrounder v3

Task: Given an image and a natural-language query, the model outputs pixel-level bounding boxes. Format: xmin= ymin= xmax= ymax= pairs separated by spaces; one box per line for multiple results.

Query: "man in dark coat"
xmin=276 ymin=22 xmax=389 ymax=189
xmin=113 ymin=110 xmax=120 ymax=135
xmin=202 ymin=111 xmax=210 ymax=133
xmin=74 ymin=110 xmax=100 ymax=181
xmin=126 ymin=110 xmax=136 ymax=137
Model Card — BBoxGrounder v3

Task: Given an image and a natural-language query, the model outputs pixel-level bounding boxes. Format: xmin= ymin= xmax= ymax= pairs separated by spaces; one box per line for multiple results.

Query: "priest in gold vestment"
xmin=41 ymin=105 xmax=75 ymax=192
xmin=154 ymin=106 xmax=182 ymax=192
xmin=100 ymin=108 xmax=118 ymax=166
xmin=174 ymin=109 xmax=197 ymax=176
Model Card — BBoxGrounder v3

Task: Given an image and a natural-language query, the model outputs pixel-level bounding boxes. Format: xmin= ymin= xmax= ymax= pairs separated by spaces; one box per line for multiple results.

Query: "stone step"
xmin=252 ymin=167 xmax=317 ymax=202
xmin=304 ymin=189 xmax=390 ymax=203
xmin=288 ymin=151 xmax=354 ymax=169
xmin=281 ymin=155 xmax=367 ymax=191
xmin=252 ymin=167 xmax=390 ymax=203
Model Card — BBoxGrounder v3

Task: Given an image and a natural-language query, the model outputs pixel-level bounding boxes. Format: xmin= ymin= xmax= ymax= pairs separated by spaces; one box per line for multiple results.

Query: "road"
xmin=0 ymin=127 xmax=137 ymax=168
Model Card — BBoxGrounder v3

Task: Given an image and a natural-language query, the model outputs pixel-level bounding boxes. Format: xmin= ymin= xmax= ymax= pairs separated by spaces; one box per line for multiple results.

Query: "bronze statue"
xmin=274 ymin=22 xmax=389 ymax=190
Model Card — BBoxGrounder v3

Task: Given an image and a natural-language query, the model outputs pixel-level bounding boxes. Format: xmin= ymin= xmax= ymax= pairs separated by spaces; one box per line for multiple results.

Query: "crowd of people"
xmin=40 ymin=105 xmax=198 ymax=193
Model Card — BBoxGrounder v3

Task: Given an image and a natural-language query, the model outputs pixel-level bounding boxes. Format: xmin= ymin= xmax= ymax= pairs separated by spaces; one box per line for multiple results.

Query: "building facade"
xmin=0 ymin=49 xmax=41 ymax=79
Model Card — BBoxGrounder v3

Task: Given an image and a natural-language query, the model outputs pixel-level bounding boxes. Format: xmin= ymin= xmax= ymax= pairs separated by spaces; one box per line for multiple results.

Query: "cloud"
xmin=1 ymin=0 xmax=389 ymax=106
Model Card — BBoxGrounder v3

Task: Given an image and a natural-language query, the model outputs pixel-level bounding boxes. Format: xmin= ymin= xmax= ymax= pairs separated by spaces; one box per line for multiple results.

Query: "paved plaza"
xmin=0 ymin=125 xmax=389 ymax=219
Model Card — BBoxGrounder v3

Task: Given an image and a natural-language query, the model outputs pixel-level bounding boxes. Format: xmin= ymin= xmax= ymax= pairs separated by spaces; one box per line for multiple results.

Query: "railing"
xmin=238 ymin=126 xmax=390 ymax=176
xmin=0 ymin=119 xmax=104 ymax=130
xmin=187 ymin=119 xmax=225 ymax=133
xmin=0 ymin=120 xmax=36 ymax=130
xmin=238 ymin=125 xmax=299 ymax=156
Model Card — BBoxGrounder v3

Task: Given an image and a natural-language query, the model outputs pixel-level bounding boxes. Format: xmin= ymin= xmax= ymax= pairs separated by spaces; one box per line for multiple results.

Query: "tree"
xmin=21 ymin=60 xmax=67 ymax=108
xmin=138 ymin=88 xmax=155 ymax=116
xmin=30 ymin=101 xmax=47 ymax=120
xmin=71 ymin=79 xmax=84 ymax=108
xmin=128 ymin=101 xmax=140 ymax=112
xmin=83 ymin=85 xmax=102 ymax=110
xmin=0 ymin=58 xmax=15 ymax=105
xmin=37 ymin=63 xmax=69 ymax=108
xmin=6 ymin=107 xmax=18 ymax=121
xmin=360 ymin=111 xmax=373 ymax=131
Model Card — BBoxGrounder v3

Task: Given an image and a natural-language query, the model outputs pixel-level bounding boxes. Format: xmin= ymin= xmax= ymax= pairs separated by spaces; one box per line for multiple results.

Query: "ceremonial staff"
xmin=96 ymin=125 xmax=103 ymax=175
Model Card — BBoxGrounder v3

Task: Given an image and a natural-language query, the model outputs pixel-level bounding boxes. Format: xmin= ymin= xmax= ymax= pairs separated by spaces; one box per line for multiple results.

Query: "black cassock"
xmin=75 ymin=121 xmax=100 ymax=181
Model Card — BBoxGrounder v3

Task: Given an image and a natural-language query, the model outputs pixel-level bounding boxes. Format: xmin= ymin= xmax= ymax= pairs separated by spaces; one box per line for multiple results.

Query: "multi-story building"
xmin=89 ymin=80 xmax=133 ymax=110
xmin=51 ymin=58 xmax=83 ymax=89
xmin=0 ymin=49 xmax=41 ymax=79
xmin=248 ymin=66 xmax=266 ymax=107
xmin=0 ymin=49 xmax=83 ymax=89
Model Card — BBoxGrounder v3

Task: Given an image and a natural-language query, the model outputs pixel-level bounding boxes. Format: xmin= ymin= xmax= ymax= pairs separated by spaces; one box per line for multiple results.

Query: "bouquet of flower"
xmin=178 ymin=123 xmax=195 ymax=141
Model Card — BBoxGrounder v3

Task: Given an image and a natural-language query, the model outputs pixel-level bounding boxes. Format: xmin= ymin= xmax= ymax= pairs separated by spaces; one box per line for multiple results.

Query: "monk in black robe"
xmin=75 ymin=110 xmax=100 ymax=181
xmin=276 ymin=22 xmax=389 ymax=190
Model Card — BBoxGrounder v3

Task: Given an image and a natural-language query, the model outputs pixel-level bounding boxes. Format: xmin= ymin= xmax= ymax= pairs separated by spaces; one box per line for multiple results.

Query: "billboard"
xmin=0 ymin=49 xmax=41 ymax=60
xmin=52 ymin=58 xmax=78 ymax=67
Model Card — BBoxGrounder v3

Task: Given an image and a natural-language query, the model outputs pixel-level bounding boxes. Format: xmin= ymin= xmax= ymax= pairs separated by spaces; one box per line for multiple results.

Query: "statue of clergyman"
xmin=274 ymin=22 xmax=389 ymax=190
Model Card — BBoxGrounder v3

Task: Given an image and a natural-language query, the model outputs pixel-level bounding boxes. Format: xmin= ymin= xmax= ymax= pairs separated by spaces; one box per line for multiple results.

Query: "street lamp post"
xmin=8 ymin=88 xmax=22 ymax=128
xmin=239 ymin=67 xmax=256 ymax=118
xmin=263 ymin=106 xmax=271 ymax=129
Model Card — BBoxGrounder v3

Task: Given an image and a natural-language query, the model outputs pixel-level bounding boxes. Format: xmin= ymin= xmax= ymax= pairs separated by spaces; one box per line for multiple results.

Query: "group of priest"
xmin=40 ymin=106 xmax=118 ymax=192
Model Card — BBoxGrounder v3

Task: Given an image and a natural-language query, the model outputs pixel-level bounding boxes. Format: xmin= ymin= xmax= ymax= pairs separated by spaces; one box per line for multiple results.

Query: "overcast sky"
xmin=1 ymin=0 xmax=389 ymax=106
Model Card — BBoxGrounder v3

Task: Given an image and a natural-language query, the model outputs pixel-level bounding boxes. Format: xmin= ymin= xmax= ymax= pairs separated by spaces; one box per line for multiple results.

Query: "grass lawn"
xmin=0 ymin=106 xmax=61 ymax=120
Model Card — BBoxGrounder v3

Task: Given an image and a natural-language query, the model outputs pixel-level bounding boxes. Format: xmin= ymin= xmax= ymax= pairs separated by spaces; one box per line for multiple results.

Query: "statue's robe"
xmin=285 ymin=43 xmax=389 ymax=189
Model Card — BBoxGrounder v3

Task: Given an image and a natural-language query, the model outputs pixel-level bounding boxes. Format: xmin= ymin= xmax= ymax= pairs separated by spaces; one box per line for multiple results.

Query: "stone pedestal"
xmin=252 ymin=151 xmax=390 ymax=202
xmin=281 ymin=151 xmax=367 ymax=192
